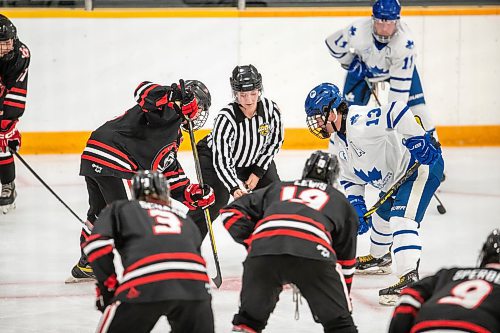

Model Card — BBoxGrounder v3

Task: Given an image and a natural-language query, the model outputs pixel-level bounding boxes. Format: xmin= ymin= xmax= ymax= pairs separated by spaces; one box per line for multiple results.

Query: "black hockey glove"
xmin=95 ymin=284 xmax=114 ymax=313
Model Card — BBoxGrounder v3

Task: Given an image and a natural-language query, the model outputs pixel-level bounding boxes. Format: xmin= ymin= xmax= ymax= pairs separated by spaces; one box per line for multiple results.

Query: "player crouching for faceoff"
xmin=220 ymin=151 xmax=358 ymax=333
xmin=83 ymin=170 xmax=214 ymax=333
xmin=68 ymin=80 xmax=215 ymax=283
xmin=389 ymin=228 xmax=500 ymax=333
xmin=305 ymin=83 xmax=444 ymax=305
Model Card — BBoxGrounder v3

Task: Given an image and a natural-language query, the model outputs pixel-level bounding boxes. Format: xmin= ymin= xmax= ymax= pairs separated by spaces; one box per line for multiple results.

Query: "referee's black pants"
xmin=187 ymin=145 xmax=280 ymax=238
xmin=233 ymin=255 xmax=357 ymax=333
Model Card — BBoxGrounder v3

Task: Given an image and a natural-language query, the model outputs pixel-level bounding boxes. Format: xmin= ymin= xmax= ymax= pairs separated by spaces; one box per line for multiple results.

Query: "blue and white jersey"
xmin=328 ymin=101 xmax=425 ymax=198
xmin=325 ymin=18 xmax=417 ymax=103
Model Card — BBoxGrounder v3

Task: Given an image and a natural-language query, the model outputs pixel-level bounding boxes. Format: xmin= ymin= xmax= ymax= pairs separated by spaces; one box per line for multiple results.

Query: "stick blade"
xmin=212 ymin=274 xmax=222 ymax=288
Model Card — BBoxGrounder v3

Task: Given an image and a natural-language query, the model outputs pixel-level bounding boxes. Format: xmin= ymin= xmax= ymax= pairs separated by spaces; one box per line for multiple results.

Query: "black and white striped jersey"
xmin=201 ymin=97 xmax=284 ymax=193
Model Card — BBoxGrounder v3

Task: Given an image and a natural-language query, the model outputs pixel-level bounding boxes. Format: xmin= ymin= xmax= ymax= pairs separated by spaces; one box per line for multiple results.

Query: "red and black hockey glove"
xmin=183 ymin=184 xmax=215 ymax=210
xmin=167 ymin=81 xmax=200 ymax=120
xmin=95 ymin=285 xmax=114 ymax=313
xmin=94 ymin=275 xmax=117 ymax=313
xmin=0 ymin=120 xmax=21 ymax=153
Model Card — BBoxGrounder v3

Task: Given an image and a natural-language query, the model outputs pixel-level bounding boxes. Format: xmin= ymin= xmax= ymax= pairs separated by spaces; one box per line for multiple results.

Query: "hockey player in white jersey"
xmin=304 ymin=83 xmax=444 ymax=305
xmin=325 ymin=0 xmax=436 ymax=137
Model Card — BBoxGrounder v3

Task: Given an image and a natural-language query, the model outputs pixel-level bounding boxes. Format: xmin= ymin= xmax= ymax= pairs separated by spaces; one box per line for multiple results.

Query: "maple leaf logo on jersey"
xmin=350 ymin=114 xmax=360 ymax=125
xmin=406 ymin=40 xmax=414 ymax=49
xmin=354 ymin=167 xmax=382 ymax=184
xmin=368 ymin=66 xmax=389 ymax=77
xmin=152 ymin=142 xmax=178 ymax=173
xmin=349 ymin=26 xmax=357 ymax=36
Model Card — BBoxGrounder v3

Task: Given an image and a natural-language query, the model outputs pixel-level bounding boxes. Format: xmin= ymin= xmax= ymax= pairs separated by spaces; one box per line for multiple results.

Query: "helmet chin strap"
xmin=331 ymin=111 xmax=347 ymax=134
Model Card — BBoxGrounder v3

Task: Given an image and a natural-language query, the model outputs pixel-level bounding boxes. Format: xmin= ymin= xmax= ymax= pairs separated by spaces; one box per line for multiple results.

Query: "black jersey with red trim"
xmin=79 ymin=106 xmax=190 ymax=199
xmin=0 ymin=40 xmax=30 ymax=121
xmin=220 ymin=179 xmax=358 ymax=290
xmin=389 ymin=266 xmax=500 ymax=333
xmin=83 ymin=199 xmax=211 ymax=303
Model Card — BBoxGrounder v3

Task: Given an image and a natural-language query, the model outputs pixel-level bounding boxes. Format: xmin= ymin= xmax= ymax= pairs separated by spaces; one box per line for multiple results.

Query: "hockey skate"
xmin=65 ymin=261 xmax=96 ymax=284
xmin=0 ymin=182 xmax=17 ymax=214
xmin=378 ymin=269 xmax=419 ymax=306
xmin=355 ymin=252 xmax=392 ymax=275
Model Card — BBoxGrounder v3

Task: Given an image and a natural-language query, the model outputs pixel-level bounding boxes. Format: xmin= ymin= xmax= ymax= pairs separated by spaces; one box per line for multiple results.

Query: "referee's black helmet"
xmin=230 ymin=64 xmax=263 ymax=92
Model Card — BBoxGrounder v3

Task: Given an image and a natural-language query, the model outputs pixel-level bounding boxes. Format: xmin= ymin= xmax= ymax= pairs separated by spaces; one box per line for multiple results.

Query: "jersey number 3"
xmin=149 ymin=209 xmax=182 ymax=235
xmin=281 ymin=186 xmax=329 ymax=211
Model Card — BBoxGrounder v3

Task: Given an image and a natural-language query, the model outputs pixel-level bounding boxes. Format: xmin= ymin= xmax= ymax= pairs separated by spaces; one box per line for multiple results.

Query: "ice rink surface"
xmin=1 ymin=148 xmax=499 ymax=333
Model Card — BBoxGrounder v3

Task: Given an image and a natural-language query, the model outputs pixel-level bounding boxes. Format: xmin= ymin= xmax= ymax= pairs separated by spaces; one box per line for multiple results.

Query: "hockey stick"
xmin=363 ymin=78 xmax=382 ymax=106
xmin=364 ymin=161 xmax=421 ymax=219
xmin=179 ymin=80 xmax=222 ymax=288
xmin=12 ymin=150 xmax=91 ymax=232
xmin=365 ymin=78 xmax=447 ymax=215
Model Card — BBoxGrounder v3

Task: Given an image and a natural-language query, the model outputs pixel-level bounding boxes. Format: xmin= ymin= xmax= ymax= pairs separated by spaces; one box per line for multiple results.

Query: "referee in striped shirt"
xmin=188 ymin=65 xmax=284 ymax=237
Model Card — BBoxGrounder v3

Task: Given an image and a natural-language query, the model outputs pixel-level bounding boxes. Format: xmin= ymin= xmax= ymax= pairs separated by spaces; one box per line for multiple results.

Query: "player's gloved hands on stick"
xmin=0 ymin=120 xmax=21 ymax=153
xmin=403 ymin=133 xmax=441 ymax=166
xmin=184 ymin=184 xmax=215 ymax=210
xmin=347 ymin=56 xmax=371 ymax=81
xmin=348 ymin=195 xmax=372 ymax=235
xmin=168 ymin=81 xmax=199 ymax=120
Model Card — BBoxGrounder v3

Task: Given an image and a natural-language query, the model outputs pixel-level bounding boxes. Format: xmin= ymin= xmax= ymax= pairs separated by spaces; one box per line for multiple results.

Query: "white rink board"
xmin=12 ymin=14 xmax=500 ymax=133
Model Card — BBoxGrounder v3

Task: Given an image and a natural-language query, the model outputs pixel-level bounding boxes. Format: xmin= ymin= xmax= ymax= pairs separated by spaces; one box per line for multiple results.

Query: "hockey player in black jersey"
xmin=0 ymin=14 xmax=30 ymax=214
xmin=83 ymin=170 xmax=214 ymax=333
xmin=389 ymin=228 xmax=500 ymax=333
xmin=67 ymin=80 xmax=215 ymax=283
xmin=220 ymin=151 xmax=358 ymax=333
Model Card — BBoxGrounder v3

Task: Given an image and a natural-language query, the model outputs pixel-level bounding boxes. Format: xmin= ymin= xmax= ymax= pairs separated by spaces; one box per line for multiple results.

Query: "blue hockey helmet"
xmin=372 ymin=0 xmax=401 ymax=21
xmin=305 ymin=83 xmax=343 ymax=117
xmin=304 ymin=83 xmax=344 ymax=139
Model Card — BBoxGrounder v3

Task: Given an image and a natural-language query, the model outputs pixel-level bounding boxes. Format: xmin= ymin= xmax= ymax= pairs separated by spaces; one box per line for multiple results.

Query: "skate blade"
xmin=64 ymin=276 xmax=95 ymax=284
xmin=1 ymin=203 xmax=16 ymax=214
xmin=355 ymin=266 xmax=392 ymax=275
xmin=379 ymin=294 xmax=398 ymax=306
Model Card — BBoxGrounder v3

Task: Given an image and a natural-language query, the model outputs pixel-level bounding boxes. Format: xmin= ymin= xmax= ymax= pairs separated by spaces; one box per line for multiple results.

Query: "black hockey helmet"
xmin=230 ymin=64 xmax=263 ymax=93
xmin=183 ymin=80 xmax=211 ymax=131
xmin=302 ymin=150 xmax=340 ymax=185
xmin=0 ymin=14 xmax=17 ymax=41
xmin=131 ymin=170 xmax=170 ymax=204
xmin=478 ymin=228 xmax=500 ymax=267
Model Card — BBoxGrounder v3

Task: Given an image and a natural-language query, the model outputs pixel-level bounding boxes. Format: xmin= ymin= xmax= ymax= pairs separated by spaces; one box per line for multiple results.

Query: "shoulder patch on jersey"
xmin=349 ymin=26 xmax=357 ymax=36
xmin=258 ymin=123 xmax=270 ymax=136
xmin=350 ymin=114 xmax=360 ymax=125
xmin=405 ymin=40 xmax=414 ymax=49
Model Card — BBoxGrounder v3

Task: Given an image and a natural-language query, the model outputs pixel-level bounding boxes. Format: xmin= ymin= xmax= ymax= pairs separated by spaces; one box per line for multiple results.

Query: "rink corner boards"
xmin=17 ymin=125 xmax=500 ymax=154
xmin=2 ymin=5 xmax=500 ymax=19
